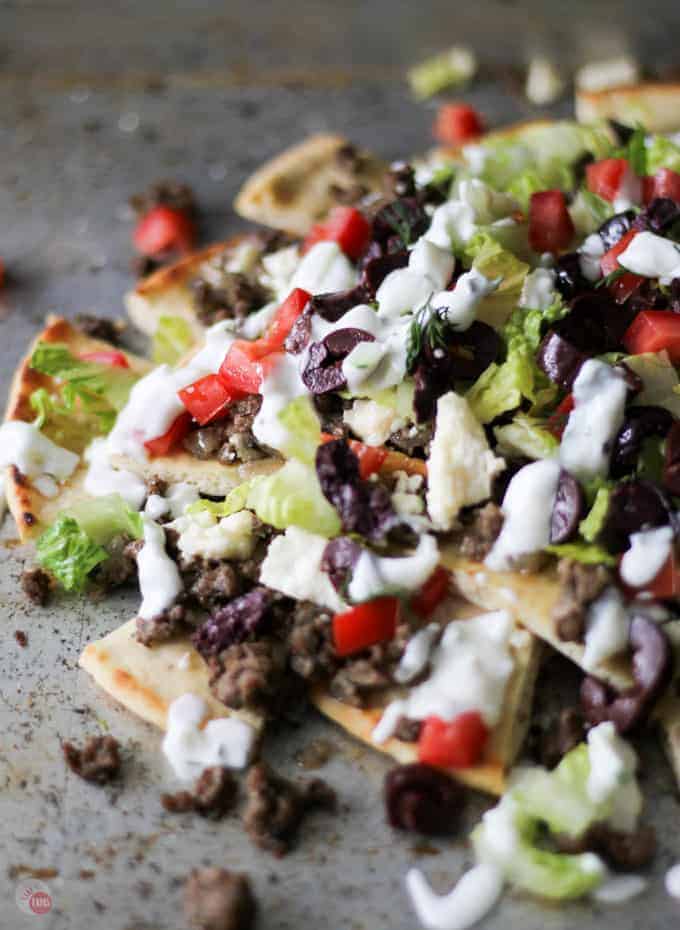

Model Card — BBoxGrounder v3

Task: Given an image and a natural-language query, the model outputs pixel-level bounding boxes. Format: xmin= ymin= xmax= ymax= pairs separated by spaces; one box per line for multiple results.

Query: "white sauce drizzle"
xmin=348 ymin=534 xmax=439 ymax=603
xmin=619 ymin=526 xmax=674 ymax=589
xmin=431 ymin=268 xmax=499 ymax=332
xmin=137 ymin=517 xmax=183 ymax=620
xmin=485 ymin=459 xmax=561 ymax=571
xmin=618 ymin=230 xmax=680 ymax=284
xmin=0 ymin=421 xmax=79 ymax=494
xmin=162 ymin=693 xmax=255 ymax=781
xmin=405 ymin=864 xmax=504 ymax=930
xmin=83 ymin=437 xmax=147 ymax=509
xmin=665 ymin=862 xmax=680 ymax=899
xmin=393 ymin=623 xmax=440 ymax=684
xmin=252 ymin=352 xmax=308 ymax=454
xmin=591 ymin=874 xmax=647 ymax=904
xmin=578 ymin=233 xmax=606 ymax=282
xmin=519 ymin=267 xmax=556 ymax=309
xmin=582 ymin=587 xmax=631 ymax=672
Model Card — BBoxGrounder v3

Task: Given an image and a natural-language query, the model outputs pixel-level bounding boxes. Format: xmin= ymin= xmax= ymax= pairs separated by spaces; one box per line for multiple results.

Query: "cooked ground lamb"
xmin=62 ymin=735 xmax=121 ymax=784
xmin=209 ymin=641 xmax=288 ymax=714
xmin=136 ymin=602 xmax=187 ymax=646
xmin=182 ymin=395 xmax=267 ymax=464
xmin=130 ymin=179 xmax=197 ymax=218
xmin=553 ymin=558 xmax=611 ymax=642
xmin=287 ymin=602 xmax=338 ymax=681
xmin=73 ymin=313 xmax=123 ymax=345
xmin=92 ymin=535 xmax=138 ymax=590
xmin=329 ymin=618 xmax=413 ymax=707
xmin=557 ymin=822 xmax=656 ymax=871
xmin=387 ymin=423 xmax=432 ymax=457
xmin=162 ymin=766 xmax=237 ymax=819
xmin=183 ymin=867 xmax=256 ymax=930
xmin=21 ymin=566 xmax=51 ymax=606
xmin=244 ymin=762 xmax=336 ymax=857
xmin=459 ymin=502 xmax=504 ymax=562
xmin=191 ymin=268 xmax=269 ymax=328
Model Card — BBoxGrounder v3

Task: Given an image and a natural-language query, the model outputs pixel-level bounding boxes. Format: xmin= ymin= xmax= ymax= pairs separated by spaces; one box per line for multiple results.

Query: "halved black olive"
xmin=600 ymin=480 xmax=671 ymax=553
xmin=550 ymin=470 xmax=586 ymax=544
xmin=611 ymin=406 xmax=674 ymax=477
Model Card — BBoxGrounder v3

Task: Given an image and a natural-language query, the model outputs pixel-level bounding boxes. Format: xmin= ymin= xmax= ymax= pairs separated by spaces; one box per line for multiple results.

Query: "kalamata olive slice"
xmin=556 ymin=294 xmax=636 ymax=354
xmin=384 ymin=763 xmax=463 ymax=835
xmin=324 ymin=327 xmax=374 ymax=357
xmin=581 ymin=615 xmax=673 ymax=733
xmin=554 ymin=252 xmax=590 ymax=301
xmin=372 ymin=197 xmax=429 ymax=247
xmin=664 ymin=420 xmax=680 ymax=496
xmin=597 ymin=211 xmax=635 ymax=251
xmin=537 ymin=331 xmax=589 ymax=390
xmin=321 ymin=536 xmax=362 ymax=592
xmin=448 ymin=321 xmax=501 ymax=380
xmin=309 ymin=285 xmax=368 ymax=323
xmin=611 ymin=406 xmax=675 ymax=477
xmin=413 ymin=355 xmax=452 ymax=423
xmin=600 ymin=480 xmax=671 ymax=553
xmin=550 ymin=470 xmax=586 ymax=544
xmin=633 ymin=197 xmax=680 ymax=234
xmin=285 ymin=307 xmax=313 ymax=354
xmin=360 ymin=249 xmax=408 ymax=296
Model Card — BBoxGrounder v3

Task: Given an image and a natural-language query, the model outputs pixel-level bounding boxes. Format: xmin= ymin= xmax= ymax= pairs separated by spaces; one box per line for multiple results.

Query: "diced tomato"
xmin=418 ymin=712 xmax=489 ymax=769
xmin=599 ymin=228 xmax=645 ymax=303
xmin=645 ymin=554 xmax=680 ymax=599
xmin=642 ymin=167 xmax=680 ymax=205
xmin=433 ymin=103 xmax=484 ymax=146
xmin=545 ymin=394 xmax=574 ymax=439
xmin=178 ymin=373 xmax=242 ymax=426
xmin=332 ymin=597 xmax=400 ymax=657
xmin=144 ymin=411 xmax=192 ymax=457
xmin=303 ymin=207 xmax=371 ymax=260
xmin=586 ymin=158 xmax=634 ymax=203
xmin=258 ymin=288 xmax=311 ymax=353
xmin=78 ymin=350 xmax=130 ymax=369
xmin=623 ymin=311 xmax=680 ymax=362
xmin=528 ymin=190 xmax=575 ymax=254
xmin=133 ymin=205 xmax=196 ymax=256
xmin=353 ymin=444 xmax=389 ymax=479
xmin=410 ymin=567 xmax=450 ymax=618
xmin=218 ymin=341 xmax=283 ymax=394
xmin=319 ymin=434 xmax=427 ymax=479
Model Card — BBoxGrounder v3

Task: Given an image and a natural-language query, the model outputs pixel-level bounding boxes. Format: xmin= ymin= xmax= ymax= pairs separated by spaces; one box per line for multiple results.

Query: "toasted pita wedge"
xmin=3 ymin=316 xmax=151 ymax=541
xmin=313 ymin=599 xmax=541 ymax=796
xmin=234 ymin=134 xmax=387 ymax=236
xmin=79 ymin=618 xmax=264 ymax=735
xmin=575 ymin=82 xmax=680 ymax=132
xmin=439 ymin=548 xmax=634 ymax=692
xmin=125 ymin=235 xmax=267 ymax=339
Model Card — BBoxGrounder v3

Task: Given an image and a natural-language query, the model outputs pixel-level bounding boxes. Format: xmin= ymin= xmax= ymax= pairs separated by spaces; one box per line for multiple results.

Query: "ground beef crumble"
xmin=458 ymin=502 xmax=504 ymax=562
xmin=161 ymin=766 xmax=237 ymax=819
xmin=73 ymin=313 xmax=123 ymax=345
xmin=92 ymin=535 xmax=138 ymax=590
xmin=14 ymin=630 xmax=28 ymax=648
xmin=553 ymin=558 xmax=611 ymax=642
xmin=183 ymin=867 xmax=256 ymax=930
xmin=182 ymin=395 xmax=267 ymax=464
xmin=243 ymin=762 xmax=336 ymax=857
xmin=21 ymin=567 xmax=51 ymax=606
xmin=209 ymin=641 xmax=288 ymax=715
xmin=62 ymin=735 xmax=121 ymax=784
xmin=136 ymin=602 xmax=188 ymax=646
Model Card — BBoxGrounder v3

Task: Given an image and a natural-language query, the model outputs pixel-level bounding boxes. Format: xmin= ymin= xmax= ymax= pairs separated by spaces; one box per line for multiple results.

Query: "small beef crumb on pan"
xmin=14 ymin=630 xmax=28 ymax=648
xmin=62 ymin=735 xmax=121 ymax=784
xmin=161 ymin=766 xmax=237 ymax=819
xmin=21 ymin=567 xmax=51 ymax=606
xmin=183 ymin=867 xmax=256 ymax=930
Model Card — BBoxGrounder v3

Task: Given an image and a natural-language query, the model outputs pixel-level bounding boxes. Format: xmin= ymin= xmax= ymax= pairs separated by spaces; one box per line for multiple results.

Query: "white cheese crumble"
xmin=582 ymin=587 xmax=631 ymax=672
xmin=391 ymin=470 xmax=426 ymax=521
xmin=405 ymin=863 xmax=504 ymax=930
xmin=162 ymin=693 xmax=255 ymax=781
xmin=559 ymin=360 xmax=628 ymax=480
xmin=617 ymin=230 xmax=680 ymax=284
xmin=518 ymin=267 xmax=556 ymax=310
xmin=426 ymin=392 xmax=505 ymax=531
xmin=665 ymin=863 xmax=680 ymax=899
xmin=485 ymin=459 xmax=560 ymax=571
xmin=587 ymin=722 xmax=641 ymax=831
xmin=144 ymin=481 xmax=199 ymax=522
xmin=290 ymin=241 xmax=357 ymax=295
xmin=260 ymin=526 xmax=346 ymax=612
xmin=525 ymin=57 xmax=564 ymax=106
xmin=137 ymin=517 xmax=183 ymax=620
xmin=169 ymin=509 xmax=257 ymax=561
xmin=348 ymin=534 xmax=440 ymax=603
xmin=343 ymin=398 xmax=406 ymax=446
xmin=0 ymin=420 xmax=79 ymax=494
xmin=575 ymin=56 xmax=640 ymax=92
xmin=619 ymin=526 xmax=674 ymax=589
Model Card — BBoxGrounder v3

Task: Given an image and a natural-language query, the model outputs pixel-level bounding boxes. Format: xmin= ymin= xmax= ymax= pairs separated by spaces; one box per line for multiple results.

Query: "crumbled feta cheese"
xmin=576 ymin=56 xmax=640 ymax=92
xmin=582 ymin=587 xmax=630 ymax=672
xmin=519 ymin=267 xmax=557 ymax=310
xmin=169 ymin=509 xmax=257 ymax=561
xmin=343 ymin=399 xmax=406 ymax=446
xmin=525 ymin=57 xmax=564 ymax=106
xmin=260 ymin=526 xmax=346 ymax=611
xmin=391 ymin=470 xmax=425 ymax=520
xmin=587 ymin=721 xmax=642 ymax=832
xmin=427 ymin=392 xmax=505 ymax=530
xmin=145 ymin=482 xmax=200 ymax=521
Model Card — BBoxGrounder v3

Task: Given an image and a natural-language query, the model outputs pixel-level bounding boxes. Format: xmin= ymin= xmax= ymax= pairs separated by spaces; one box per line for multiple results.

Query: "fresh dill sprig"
xmin=406 ymin=299 xmax=450 ymax=372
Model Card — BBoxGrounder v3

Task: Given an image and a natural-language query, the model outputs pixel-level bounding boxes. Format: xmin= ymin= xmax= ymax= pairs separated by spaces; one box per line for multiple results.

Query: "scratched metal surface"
xmin=1 ymin=4 xmax=680 ymax=928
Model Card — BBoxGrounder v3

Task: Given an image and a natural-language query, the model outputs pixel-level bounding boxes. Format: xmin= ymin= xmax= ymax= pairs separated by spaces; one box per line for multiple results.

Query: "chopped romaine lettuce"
xmin=65 ymin=494 xmax=143 ymax=545
xmin=187 ymin=480 xmax=256 ymax=518
xmin=645 ymin=134 xmax=680 ymax=175
xmin=152 ymin=315 xmax=195 ymax=365
xmin=408 ymin=46 xmax=477 ymax=99
xmin=464 ymin=231 xmax=531 ymax=287
xmin=507 ymin=163 xmax=573 ymax=211
xmin=36 ymin=516 xmax=108 ymax=591
xmin=277 ymin=396 xmax=321 ymax=464
xmin=569 ymin=189 xmax=615 ymax=237
xmin=244 ymin=461 xmax=341 ymax=537
xmin=579 ymin=486 xmax=611 ymax=542
xmin=494 ymin=415 xmax=559 ymax=459
xmin=546 ymin=541 xmax=617 ymax=566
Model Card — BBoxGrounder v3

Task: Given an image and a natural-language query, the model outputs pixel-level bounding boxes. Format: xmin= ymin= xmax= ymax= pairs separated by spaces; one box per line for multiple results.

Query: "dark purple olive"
xmin=601 ymin=480 xmax=671 ymax=553
xmin=597 ymin=211 xmax=635 ymax=251
xmin=372 ymin=197 xmax=429 ymax=247
xmin=628 ymin=279 xmax=671 ymax=316
xmin=309 ymin=285 xmax=368 ymax=323
xmin=324 ymin=327 xmax=374 ymax=357
xmin=550 ymin=470 xmax=586 ymax=544
xmin=611 ymin=406 xmax=675 ymax=477
xmin=581 ymin=615 xmax=673 ymax=733
xmin=285 ymin=307 xmax=313 ymax=354
xmin=360 ymin=249 xmax=408 ymax=296
xmin=384 ymin=763 xmax=463 ymax=835
xmin=633 ymin=197 xmax=680 ymax=234
xmin=321 ymin=536 xmax=362 ymax=592
xmin=608 ymin=120 xmax=636 ymax=145
xmin=448 ymin=321 xmax=501 ymax=380
xmin=192 ymin=587 xmax=273 ymax=658
xmin=537 ymin=330 xmax=589 ymax=390
xmin=302 ymin=329 xmax=374 ymax=394
xmin=413 ymin=354 xmax=452 ymax=423
xmin=554 ymin=252 xmax=591 ymax=301
xmin=664 ymin=420 xmax=680 ymax=495
xmin=555 ymin=293 xmax=636 ymax=354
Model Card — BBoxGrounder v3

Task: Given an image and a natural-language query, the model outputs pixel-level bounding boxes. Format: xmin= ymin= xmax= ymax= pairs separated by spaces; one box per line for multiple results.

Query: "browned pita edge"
xmin=575 ymin=82 xmax=680 ymax=132
xmin=234 ymin=133 xmax=387 ymax=237
xmin=108 ymin=450 xmax=282 ymax=499
xmin=3 ymin=316 xmax=152 ymax=541
xmin=312 ymin=599 xmax=541 ymax=797
xmin=439 ymin=547 xmax=634 ymax=692
xmin=79 ymin=618 xmax=264 ymax=735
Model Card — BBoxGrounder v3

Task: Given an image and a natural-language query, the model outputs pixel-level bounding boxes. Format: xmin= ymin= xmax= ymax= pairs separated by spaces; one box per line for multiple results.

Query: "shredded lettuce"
xmin=494 ymin=415 xmax=559 ymax=459
xmin=187 ymin=480 xmax=256 ymax=518
xmin=546 ymin=541 xmax=617 ymax=566
xmin=569 ymin=189 xmax=615 ymax=237
xmin=65 ymin=494 xmax=143 ymax=545
xmin=507 ymin=163 xmax=574 ymax=211
xmin=464 ymin=231 xmax=530 ymax=287
xmin=408 ymin=46 xmax=476 ymax=99
xmin=579 ymin=486 xmax=611 ymax=543
xmin=152 ymin=315 xmax=195 ymax=365
xmin=645 ymin=134 xmax=680 ymax=175
xmin=277 ymin=396 xmax=322 ymax=464
xmin=36 ymin=516 xmax=108 ymax=591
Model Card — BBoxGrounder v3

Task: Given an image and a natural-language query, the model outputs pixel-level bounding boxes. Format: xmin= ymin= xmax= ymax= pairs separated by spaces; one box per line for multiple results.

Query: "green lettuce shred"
xmin=645 ymin=134 xmax=680 ymax=175
xmin=65 ymin=494 xmax=144 ymax=545
xmin=407 ymin=47 xmax=476 ymax=99
xmin=579 ymin=486 xmax=611 ymax=542
xmin=494 ymin=415 xmax=559 ymax=459
xmin=545 ymin=542 xmax=617 ymax=566
xmin=36 ymin=516 xmax=108 ymax=592
xmin=152 ymin=315 xmax=195 ymax=365
xmin=569 ymin=189 xmax=615 ymax=237
xmin=245 ymin=461 xmax=341 ymax=537
xmin=277 ymin=396 xmax=322 ymax=464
